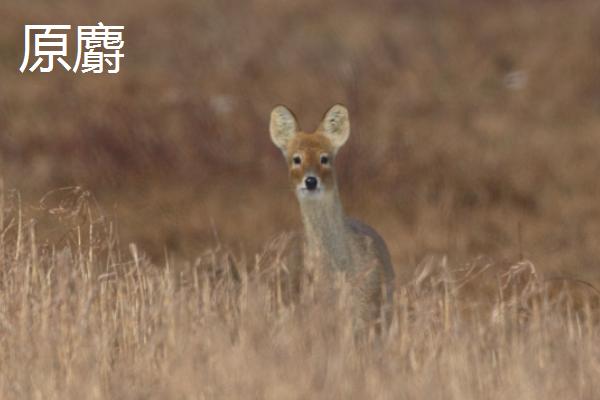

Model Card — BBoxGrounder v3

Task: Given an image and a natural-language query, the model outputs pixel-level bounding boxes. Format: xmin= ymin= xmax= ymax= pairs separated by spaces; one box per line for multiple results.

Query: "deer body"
xmin=270 ymin=104 xmax=395 ymax=330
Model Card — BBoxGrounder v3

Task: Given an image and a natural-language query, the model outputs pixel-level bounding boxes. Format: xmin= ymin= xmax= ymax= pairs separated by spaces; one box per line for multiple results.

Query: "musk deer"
xmin=269 ymin=104 xmax=395 ymax=333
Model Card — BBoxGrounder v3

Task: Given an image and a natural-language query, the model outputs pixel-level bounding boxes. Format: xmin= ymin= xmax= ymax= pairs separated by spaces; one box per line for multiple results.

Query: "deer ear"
xmin=320 ymin=104 xmax=350 ymax=150
xmin=270 ymin=105 xmax=298 ymax=152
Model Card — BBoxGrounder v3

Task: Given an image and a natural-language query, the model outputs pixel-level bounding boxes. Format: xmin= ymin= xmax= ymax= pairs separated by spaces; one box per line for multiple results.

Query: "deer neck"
xmin=298 ymin=186 xmax=353 ymax=271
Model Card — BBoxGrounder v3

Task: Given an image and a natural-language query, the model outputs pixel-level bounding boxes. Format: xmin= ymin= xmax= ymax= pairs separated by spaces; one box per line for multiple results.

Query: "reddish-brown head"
xmin=270 ymin=104 xmax=350 ymax=199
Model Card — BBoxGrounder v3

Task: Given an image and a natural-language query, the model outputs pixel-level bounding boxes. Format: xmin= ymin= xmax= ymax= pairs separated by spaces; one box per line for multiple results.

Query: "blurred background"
xmin=1 ymin=0 xmax=600 ymax=281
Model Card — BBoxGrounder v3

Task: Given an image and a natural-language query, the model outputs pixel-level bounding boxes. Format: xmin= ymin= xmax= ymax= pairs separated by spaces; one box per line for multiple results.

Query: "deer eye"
xmin=292 ymin=155 xmax=302 ymax=165
xmin=320 ymin=155 xmax=329 ymax=165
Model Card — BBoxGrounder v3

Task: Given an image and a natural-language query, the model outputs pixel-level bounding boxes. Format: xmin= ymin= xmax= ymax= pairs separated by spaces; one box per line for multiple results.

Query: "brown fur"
xmin=286 ymin=133 xmax=336 ymax=191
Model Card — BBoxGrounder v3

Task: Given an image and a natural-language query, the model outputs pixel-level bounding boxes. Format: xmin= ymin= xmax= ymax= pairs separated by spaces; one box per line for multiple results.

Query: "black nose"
xmin=305 ymin=177 xmax=318 ymax=191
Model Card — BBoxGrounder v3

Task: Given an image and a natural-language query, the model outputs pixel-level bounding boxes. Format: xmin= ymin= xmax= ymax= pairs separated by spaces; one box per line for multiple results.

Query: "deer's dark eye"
xmin=292 ymin=155 xmax=302 ymax=165
xmin=320 ymin=155 xmax=329 ymax=165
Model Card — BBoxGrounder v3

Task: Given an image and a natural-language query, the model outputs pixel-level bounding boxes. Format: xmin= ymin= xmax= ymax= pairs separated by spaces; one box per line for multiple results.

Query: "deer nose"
xmin=305 ymin=176 xmax=318 ymax=191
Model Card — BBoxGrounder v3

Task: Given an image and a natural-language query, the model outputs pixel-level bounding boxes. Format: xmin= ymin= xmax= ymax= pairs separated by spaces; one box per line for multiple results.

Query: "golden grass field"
xmin=1 ymin=0 xmax=600 ymax=398
xmin=1 ymin=185 xmax=599 ymax=399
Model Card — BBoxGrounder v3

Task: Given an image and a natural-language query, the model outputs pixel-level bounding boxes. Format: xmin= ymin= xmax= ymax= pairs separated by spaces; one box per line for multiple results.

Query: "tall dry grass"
xmin=2 ymin=1 xmax=600 ymax=396
xmin=1 ymin=187 xmax=599 ymax=399
xmin=2 ymin=0 xmax=600 ymax=282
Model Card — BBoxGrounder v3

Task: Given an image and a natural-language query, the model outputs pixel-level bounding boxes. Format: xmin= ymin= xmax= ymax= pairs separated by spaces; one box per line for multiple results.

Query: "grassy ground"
xmin=1 ymin=0 xmax=600 ymax=397
xmin=0 ymin=189 xmax=599 ymax=399
xmin=2 ymin=0 xmax=600 ymax=283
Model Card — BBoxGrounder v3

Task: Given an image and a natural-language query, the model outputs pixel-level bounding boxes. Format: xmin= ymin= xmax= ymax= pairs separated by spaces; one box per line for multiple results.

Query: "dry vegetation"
xmin=0 ymin=184 xmax=599 ymax=399
xmin=1 ymin=0 xmax=599 ymax=280
xmin=2 ymin=0 xmax=600 ymax=398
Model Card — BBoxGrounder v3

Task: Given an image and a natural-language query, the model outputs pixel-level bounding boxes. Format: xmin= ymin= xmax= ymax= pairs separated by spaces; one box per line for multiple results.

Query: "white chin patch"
xmin=297 ymin=187 xmax=323 ymax=198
